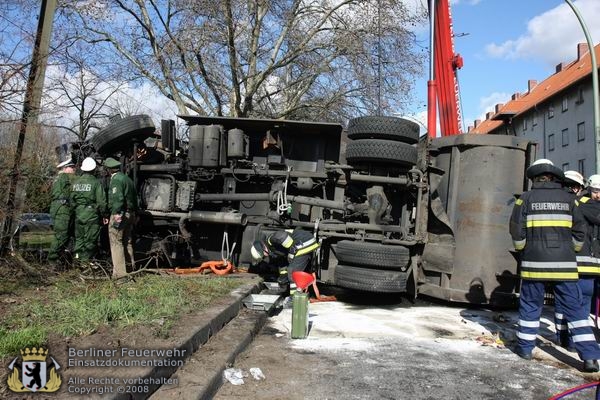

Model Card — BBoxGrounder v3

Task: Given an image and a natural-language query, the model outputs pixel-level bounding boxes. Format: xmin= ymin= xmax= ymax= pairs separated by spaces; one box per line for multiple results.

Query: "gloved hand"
xmin=277 ymin=274 xmax=290 ymax=291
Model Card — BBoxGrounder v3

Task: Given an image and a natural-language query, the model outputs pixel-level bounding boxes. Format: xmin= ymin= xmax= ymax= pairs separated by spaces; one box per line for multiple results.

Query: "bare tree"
xmin=0 ymin=1 xmax=38 ymax=119
xmin=60 ymin=0 xmax=427 ymax=121
xmin=43 ymin=41 xmax=124 ymax=141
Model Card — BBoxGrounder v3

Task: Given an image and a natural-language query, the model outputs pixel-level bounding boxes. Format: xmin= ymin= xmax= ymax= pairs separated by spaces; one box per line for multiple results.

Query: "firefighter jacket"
xmin=509 ymin=181 xmax=585 ymax=281
xmin=108 ymin=172 xmax=138 ymax=215
xmin=264 ymin=228 xmax=320 ymax=260
xmin=49 ymin=172 xmax=73 ymax=219
xmin=578 ymin=195 xmax=600 ymax=275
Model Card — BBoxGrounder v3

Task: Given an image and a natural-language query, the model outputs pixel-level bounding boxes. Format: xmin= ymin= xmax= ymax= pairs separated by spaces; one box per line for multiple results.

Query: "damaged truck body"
xmin=82 ymin=114 xmax=532 ymax=307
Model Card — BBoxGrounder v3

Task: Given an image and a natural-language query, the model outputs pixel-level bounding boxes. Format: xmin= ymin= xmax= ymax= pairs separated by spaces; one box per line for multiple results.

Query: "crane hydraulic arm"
xmin=427 ymin=0 xmax=463 ymax=138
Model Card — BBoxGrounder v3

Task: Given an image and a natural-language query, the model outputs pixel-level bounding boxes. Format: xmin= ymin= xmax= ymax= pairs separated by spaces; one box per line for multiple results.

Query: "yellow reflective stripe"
xmin=515 ymin=198 xmax=523 ymax=206
xmin=295 ymin=242 xmax=320 ymax=256
xmin=285 ymin=229 xmax=294 ymax=233
xmin=526 ymin=220 xmax=572 ymax=228
xmin=279 ymin=269 xmax=287 ymax=275
xmin=281 ymin=236 xmax=294 ymax=248
xmin=578 ymin=266 xmax=600 ymax=274
xmin=513 ymin=240 xmax=526 ymax=250
xmin=575 ymin=200 xmax=580 ymax=206
xmin=521 ymin=271 xmax=579 ymax=280
xmin=580 ymin=196 xmax=590 ymax=203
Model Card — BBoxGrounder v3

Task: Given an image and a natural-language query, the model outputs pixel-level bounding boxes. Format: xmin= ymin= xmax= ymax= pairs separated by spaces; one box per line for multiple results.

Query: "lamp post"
xmin=564 ymin=0 xmax=600 ymax=174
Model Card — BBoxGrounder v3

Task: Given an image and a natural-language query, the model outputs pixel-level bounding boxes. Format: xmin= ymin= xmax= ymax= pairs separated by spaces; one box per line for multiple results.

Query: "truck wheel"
xmin=334 ymin=264 xmax=408 ymax=293
xmin=346 ymin=139 xmax=417 ymax=167
xmin=89 ymin=115 xmax=155 ymax=155
xmin=334 ymin=241 xmax=409 ymax=270
xmin=347 ymin=116 xmax=419 ymax=144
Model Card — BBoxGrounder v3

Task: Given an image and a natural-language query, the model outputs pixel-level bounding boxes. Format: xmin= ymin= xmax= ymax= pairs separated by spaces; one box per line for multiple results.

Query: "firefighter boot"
xmin=516 ymin=349 xmax=532 ymax=360
xmin=583 ymin=360 xmax=599 ymax=373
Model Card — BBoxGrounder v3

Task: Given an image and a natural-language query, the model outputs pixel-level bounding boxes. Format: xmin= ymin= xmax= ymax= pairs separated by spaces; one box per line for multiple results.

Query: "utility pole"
xmin=564 ymin=0 xmax=600 ymax=173
xmin=0 ymin=0 xmax=57 ymax=255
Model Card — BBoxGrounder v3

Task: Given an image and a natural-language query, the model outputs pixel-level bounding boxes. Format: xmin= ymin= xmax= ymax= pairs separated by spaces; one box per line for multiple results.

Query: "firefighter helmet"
xmin=588 ymin=174 xmax=600 ymax=190
xmin=250 ymin=240 xmax=267 ymax=263
xmin=526 ymin=158 xmax=564 ymax=180
xmin=564 ymin=170 xmax=585 ymax=187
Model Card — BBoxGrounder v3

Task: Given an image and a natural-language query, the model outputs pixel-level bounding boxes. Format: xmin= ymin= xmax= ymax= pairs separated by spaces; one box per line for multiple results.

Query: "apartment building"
xmin=471 ymin=43 xmax=600 ymax=177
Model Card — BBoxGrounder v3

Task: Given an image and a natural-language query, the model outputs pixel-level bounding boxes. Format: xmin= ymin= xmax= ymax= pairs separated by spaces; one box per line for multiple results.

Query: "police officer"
xmin=510 ymin=159 xmax=600 ymax=372
xmin=103 ymin=157 xmax=138 ymax=279
xmin=48 ymin=159 xmax=75 ymax=265
xmin=70 ymin=157 xmax=107 ymax=264
xmin=250 ymin=228 xmax=320 ymax=297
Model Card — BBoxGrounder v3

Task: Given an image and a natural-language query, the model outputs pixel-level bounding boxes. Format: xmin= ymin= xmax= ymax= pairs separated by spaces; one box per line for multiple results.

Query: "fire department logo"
xmin=6 ymin=347 xmax=62 ymax=393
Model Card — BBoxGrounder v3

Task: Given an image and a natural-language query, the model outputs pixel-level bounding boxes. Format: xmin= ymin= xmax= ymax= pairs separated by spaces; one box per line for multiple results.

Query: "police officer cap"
xmin=56 ymin=158 xmax=74 ymax=169
xmin=526 ymin=158 xmax=564 ymax=180
xmin=81 ymin=157 xmax=97 ymax=172
xmin=103 ymin=157 xmax=121 ymax=169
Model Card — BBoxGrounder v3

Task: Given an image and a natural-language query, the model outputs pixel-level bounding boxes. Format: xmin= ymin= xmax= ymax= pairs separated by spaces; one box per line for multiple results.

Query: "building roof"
xmin=470 ymin=43 xmax=600 ymax=134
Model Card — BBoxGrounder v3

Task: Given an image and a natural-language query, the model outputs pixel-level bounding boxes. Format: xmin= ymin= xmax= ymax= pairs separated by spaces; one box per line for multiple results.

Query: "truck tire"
xmin=346 ymin=139 xmax=417 ymax=167
xmin=334 ymin=241 xmax=410 ymax=270
xmin=347 ymin=116 xmax=419 ymax=144
xmin=89 ymin=115 xmax=155 ymax=155
xmin=334 ymin=264 xmax=408 ymax=293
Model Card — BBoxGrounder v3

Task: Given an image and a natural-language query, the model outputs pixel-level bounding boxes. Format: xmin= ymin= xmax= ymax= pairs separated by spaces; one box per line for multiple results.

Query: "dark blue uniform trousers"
xmin=518 ymin=280 xmax=600 ymax=360
xmin=555 ymin=277 xmax=596 ymax=346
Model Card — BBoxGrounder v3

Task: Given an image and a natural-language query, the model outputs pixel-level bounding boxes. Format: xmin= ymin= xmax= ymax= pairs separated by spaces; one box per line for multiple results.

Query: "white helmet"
xmin=531 ymin=158 xmax=553 ymax=166
xmin=526 ymin=158 xmax=564 ymax=180
xmin=81 ymin=157 xmax=97 ymax=172
xmin=250 ymin=240 xmax=266 ymax=263
xmin=564 ymin=170 xmax=585 ymax=187
xmin=588 ymin=174 xmax=600 ymax=190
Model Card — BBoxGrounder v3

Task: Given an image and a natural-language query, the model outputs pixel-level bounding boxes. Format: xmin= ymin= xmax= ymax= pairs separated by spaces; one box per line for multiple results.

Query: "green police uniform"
xmin=48 ymin=172 xmax=74 ymax=261
xmin=70 ymin=173 xmax=106 ymax=262
xmin=108 ymin=170 xmax=138 ymax=278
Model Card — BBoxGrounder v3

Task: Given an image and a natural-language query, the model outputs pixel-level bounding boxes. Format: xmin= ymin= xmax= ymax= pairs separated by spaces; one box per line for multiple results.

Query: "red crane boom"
xmin=428 ymin=0 xmax=463 ymax=138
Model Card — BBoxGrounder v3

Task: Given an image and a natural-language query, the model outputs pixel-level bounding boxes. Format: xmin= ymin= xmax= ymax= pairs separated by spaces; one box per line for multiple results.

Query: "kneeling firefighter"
xmin=251 ymin=228 xmax=320 ymax=296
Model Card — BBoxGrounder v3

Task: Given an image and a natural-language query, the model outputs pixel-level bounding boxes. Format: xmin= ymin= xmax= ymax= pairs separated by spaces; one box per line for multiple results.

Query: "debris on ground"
xmin=223 ymin=368 xmax=247 ymax=385
xmin=249 ymin=367 xmax=266 ymax=381
xmin=475 ymin=333 xmax=505 ymax=348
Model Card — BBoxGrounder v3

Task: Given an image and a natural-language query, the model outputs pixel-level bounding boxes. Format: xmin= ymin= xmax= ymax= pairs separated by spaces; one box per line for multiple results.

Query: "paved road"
xmin=215 ymin=293 xmax=599 ymax=400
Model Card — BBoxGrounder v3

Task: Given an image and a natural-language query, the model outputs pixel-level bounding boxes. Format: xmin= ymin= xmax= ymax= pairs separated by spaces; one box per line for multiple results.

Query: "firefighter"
xmin=47 ymin=159 xmax=75 ymax=265
xmin=70 ymin=157 xmax=107 ymax=264
xmin=103 ymin=157 xmax=138 ymax=279
xmin=554 ymin=170 xmax=595 ymax=351
xmin=510 ymin=159 xmax=600 ymax=372
xmin=250 ymin=228 xmax=320 ymax=299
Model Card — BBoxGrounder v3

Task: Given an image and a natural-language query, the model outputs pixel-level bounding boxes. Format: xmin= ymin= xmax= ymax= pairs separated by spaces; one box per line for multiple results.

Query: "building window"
xmin=576 ymin=86 xmax=584 ymax=104
xmin=548 ymin=133 xmax=555 ymax=151
xmin=562 ymin=128 xmax=569 ymax=147
xmin=562 ymin=97 xmax=568 ymax=112
xmin=562 ymin=162 xmax=569 ymax=171
xmin=578 ymin=122 xmax=585 ymax=141
xmin=548 ymin=105 xmax=554 ymax=119
xmin=532 ymin=112 xmax=538 ymax=127
xmin=579 ymin=159 xmax=585 ymax=176
xmin=523 ymin=118 xmax=528 ymax=131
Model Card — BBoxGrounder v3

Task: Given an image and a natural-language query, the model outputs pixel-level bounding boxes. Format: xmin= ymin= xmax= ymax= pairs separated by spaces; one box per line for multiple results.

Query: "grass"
xmin=0 ymin=273 xmax=246 ymax=358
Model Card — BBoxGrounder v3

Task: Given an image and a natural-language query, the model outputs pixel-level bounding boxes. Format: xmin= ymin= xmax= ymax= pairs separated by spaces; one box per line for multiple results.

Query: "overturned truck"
xmin=84 ymin=114 xmax=533 ymax=307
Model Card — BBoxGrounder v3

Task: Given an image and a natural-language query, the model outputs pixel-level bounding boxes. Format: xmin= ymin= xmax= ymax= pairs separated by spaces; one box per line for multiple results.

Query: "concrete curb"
xmin=149 ymin=309 xmax=268 ymax=400
xmin=103 ymin=276 xmax=263 ymax=400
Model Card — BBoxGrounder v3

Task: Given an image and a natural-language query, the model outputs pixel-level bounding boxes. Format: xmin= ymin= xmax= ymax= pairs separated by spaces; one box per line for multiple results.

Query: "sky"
xmin=408 ymin=0 xmax=600 ymax=135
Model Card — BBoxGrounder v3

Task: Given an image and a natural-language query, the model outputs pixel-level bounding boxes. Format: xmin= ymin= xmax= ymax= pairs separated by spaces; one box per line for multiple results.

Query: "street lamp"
xmin=564 ymin=0 xmax=600 ymax=174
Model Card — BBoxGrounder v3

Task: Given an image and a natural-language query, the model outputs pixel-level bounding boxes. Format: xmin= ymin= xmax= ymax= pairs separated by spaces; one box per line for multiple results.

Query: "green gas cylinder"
xmin=291 ymin=291 xmax=309 ymax=339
